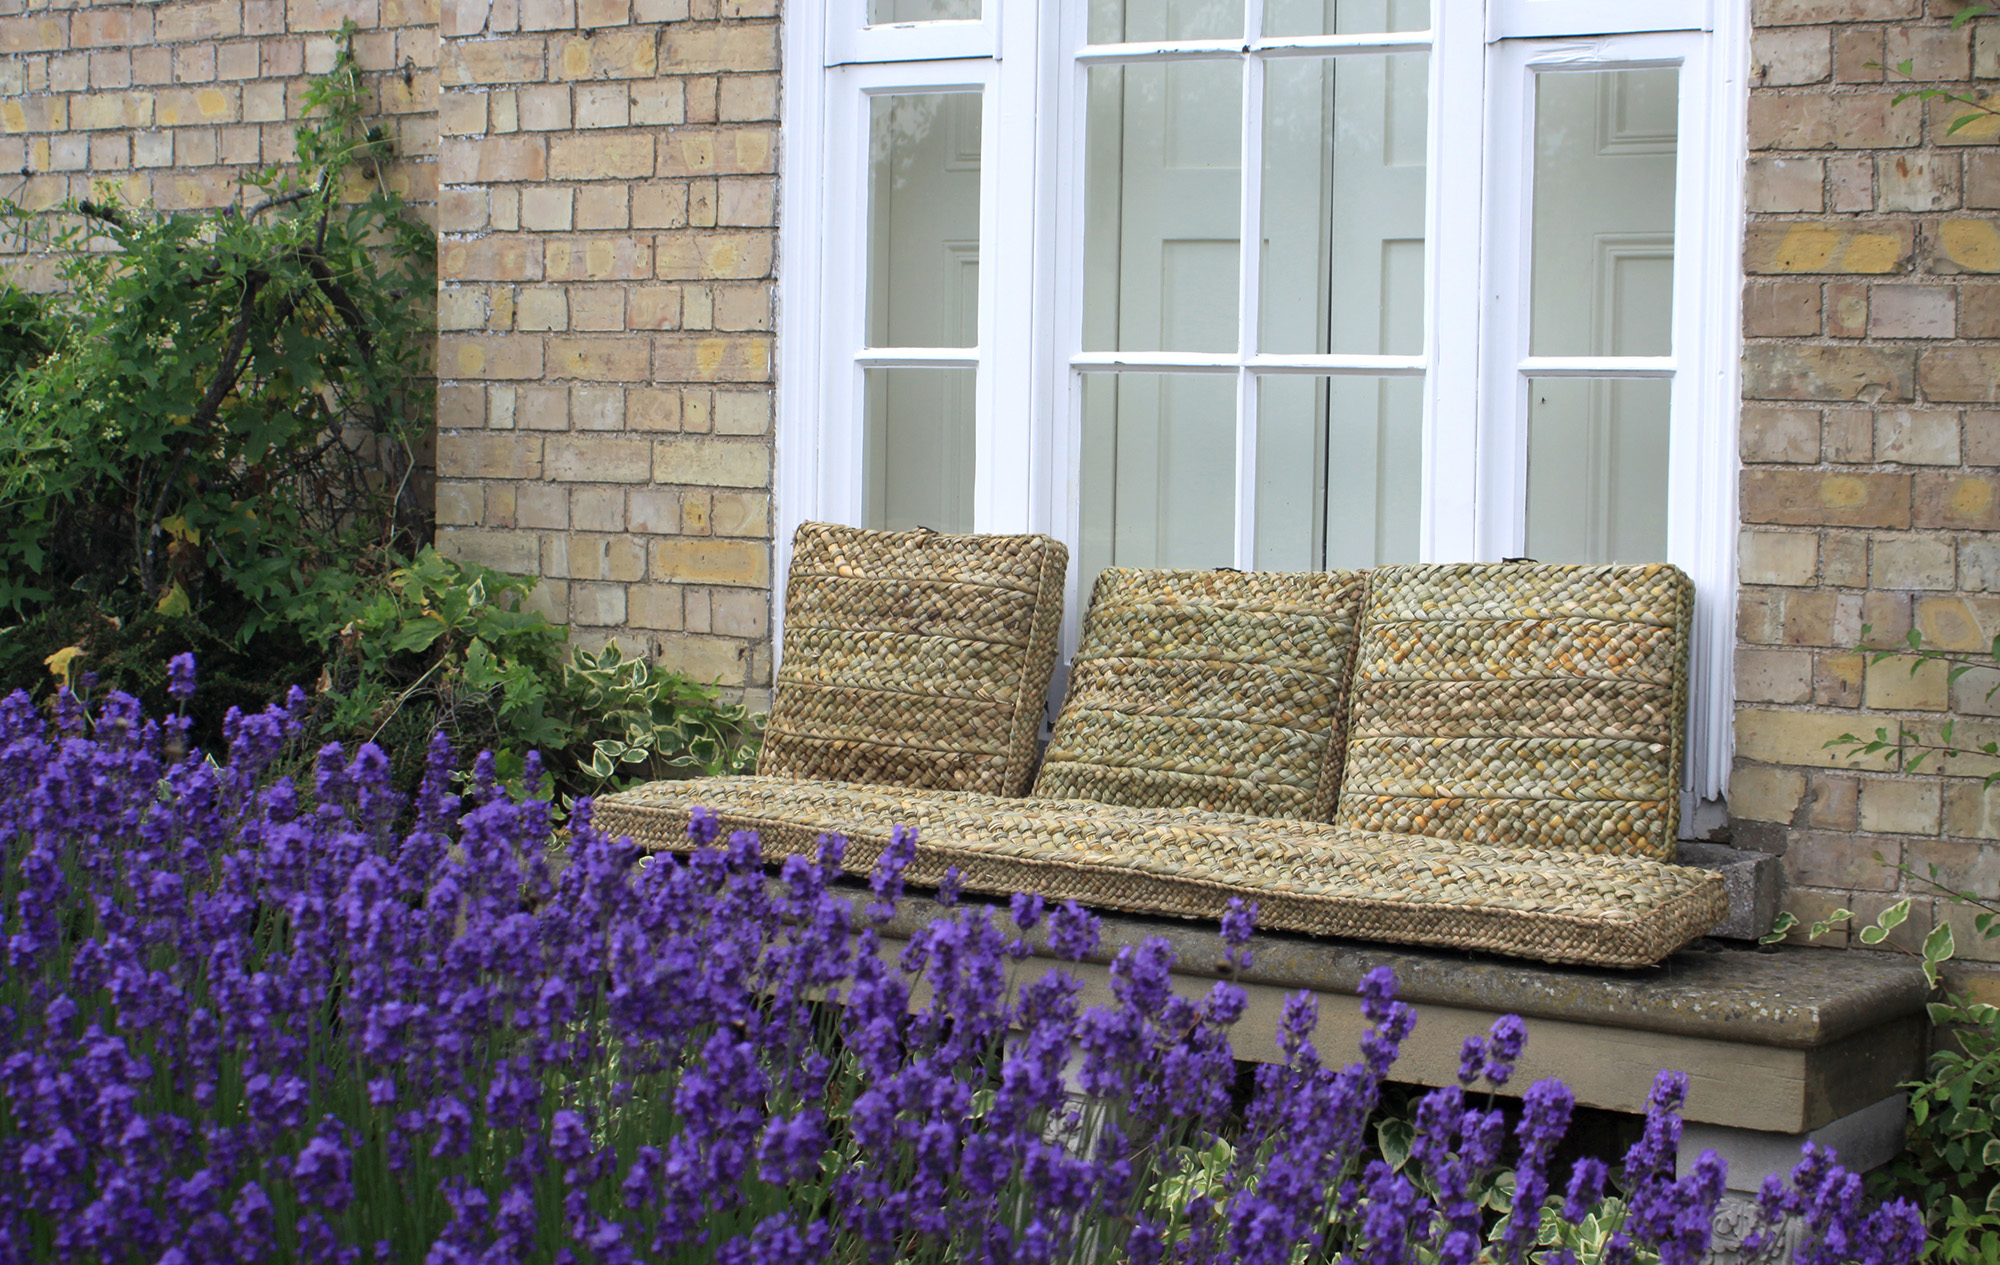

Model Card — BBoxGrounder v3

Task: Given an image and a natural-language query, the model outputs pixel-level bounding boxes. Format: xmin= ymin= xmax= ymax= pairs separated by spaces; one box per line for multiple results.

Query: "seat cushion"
xmin=1333 ymin=562 xmax=1695 ymax=861
xmin=757 ymin=522 xmax=1068 ymax=797
xmin=593 ymin=776 xmax=1727 ymax=969
xmin=1032 ymin=568 xmax=1367 ymax=821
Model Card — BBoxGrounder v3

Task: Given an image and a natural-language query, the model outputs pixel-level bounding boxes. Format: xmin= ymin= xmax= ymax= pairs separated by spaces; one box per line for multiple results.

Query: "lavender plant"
xmin=0 ymin=665 xmax=1928 ymax=1263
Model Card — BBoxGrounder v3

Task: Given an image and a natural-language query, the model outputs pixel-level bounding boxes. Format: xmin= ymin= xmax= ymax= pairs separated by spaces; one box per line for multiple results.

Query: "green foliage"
xmin=295 ymin=547 xmax=759 ymax=804
xmin=0 ymin=26 xmax=433 ymax=626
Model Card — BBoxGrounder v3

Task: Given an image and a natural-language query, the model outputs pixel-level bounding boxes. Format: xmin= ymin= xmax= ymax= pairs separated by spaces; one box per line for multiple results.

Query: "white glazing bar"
xmin=856 ymin=349 xmax=983 ymax=367
xmin=1070 ymin=351 xmax=1241 ymax=371
xmin=1234 ymin=0 xmax=1266 ymax=570
xmin=1248 ymin=354 xmax=1428 ymax=375
xmin=1254 ymin=32 xmax=1432 ymax=57
xmin=1075 ymin=33 xmax=1431 ymax=65
xmin=1072 ymin=352 xmax=1429 ymax=373
xmin=1515 ymin=356 xmax=1677 ymax=378
xmin=1072 ymin=39 xmax=1243 ymax=64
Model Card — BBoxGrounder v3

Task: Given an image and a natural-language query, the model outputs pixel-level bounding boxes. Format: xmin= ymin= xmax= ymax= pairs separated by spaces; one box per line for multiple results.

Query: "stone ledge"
xmin=877 ymin=891 xmax=1930 ymax=1134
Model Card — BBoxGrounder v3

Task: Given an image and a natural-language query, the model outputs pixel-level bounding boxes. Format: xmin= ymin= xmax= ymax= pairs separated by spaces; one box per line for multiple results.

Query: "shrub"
xmin=0 ymin=32 xmax=433 ymax=622
xmin=0 ymin=676 xmax=1921 ymax=1264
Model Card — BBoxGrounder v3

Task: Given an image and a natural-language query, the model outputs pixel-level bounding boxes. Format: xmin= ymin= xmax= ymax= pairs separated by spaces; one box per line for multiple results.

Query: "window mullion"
xmin=1234 ymin=15 xmax=1266 ymax=571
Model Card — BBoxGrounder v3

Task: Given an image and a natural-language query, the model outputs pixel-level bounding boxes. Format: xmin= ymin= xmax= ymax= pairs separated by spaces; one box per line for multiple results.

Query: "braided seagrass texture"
xmin=1334 ymin=562 xmax=1695 ymax=862
xmin=592 ymin=776 xmax=1728 ymax=968
xmin=1034 ymin=568 xmax=1367 ymax=820
xmin=757 ymin=522 xmax=1069 ymax=797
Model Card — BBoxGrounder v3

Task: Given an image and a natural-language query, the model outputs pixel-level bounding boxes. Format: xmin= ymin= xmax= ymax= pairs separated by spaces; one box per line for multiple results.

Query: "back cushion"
xmin=1333 ymin=562 xmax=1694 ymax=860
xmin=1033 ymin=568 xmax=1367 ymax=821
xmin=758 ymin=522 xmax=1068 ymax=797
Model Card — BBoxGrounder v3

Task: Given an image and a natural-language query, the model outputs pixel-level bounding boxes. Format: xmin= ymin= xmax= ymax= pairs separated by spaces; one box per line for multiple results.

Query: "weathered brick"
xmin=1816 ymin=651 xmax=1866 ymax=707
xmin=1731 ymin=764 xmax=1808 ymax=823
xmin=652 ymin=436 xmax=770 ymax=488
xmin=442 ymin=37 xmax=545 ymax=86
xmin=1879 ymin=151 xmax=1960 ymax=212
xmin=1869 ymin=284 xmax=1956 ymax=338
xmin=1738 ymin=648 xmax=1815 ymax=703
xmin=546 ymin=435 xmax=652 ymax=482
xmin=1915 ymin=472 xmax=2000 ymax=528
xmin=1865 ymin=655 xmax=1950 ymax=709
xmin=1738 ymin=708 xmax=1895 ymax=770
xmin=547 ymin=336 xmax=652 ymax=381
xmin=1743 ymin=470 xmax=1911 ymax=528
xmin=543 ymin=235 xmax=652 ymax=280
xmin=439 ymin=433 xmax=543 ymax=480
xmin=440 ymin=529 xmax=542 ymax=575
xmin=1744 ymin=408 xmax=1824 ymax=462
xmin=1871 ymin=533 xmax=1957 ymax=587
xmin=549 ymin=132 xmax=654 ymax=179
xmin=1744 ymin=222 xmax=1913 ymax=275
xmin=1745 ymin=280 xmax=1822 ymax=336
xmin=1921 ymin=348 xmax=2000 ymax=401
xmin=1741 ymin=530 xmax=1820 ymax=585
xmin=661 ymin=24 xmax=777 ymax=73
xmin=439 ymin=135 xmax=546 ymax=183
xmin=1745 ymin=344 xmax=1917 ymax=404
xmin=1876 ymin=409 xmax=1961 ymax=463
xmin=441 ymin=335 xmax=546 ymax=380
xmin=1748 ymin=92 xmax=1921 ymax=150
xmin=654 ymin=335 xmax=772 ymax=383
xmin=1934 ymin=218 xmax=2000 ymax=274
xmin=649 ymin=538 xmax=770 ymax=588
xmin=1754 ymin=0 xmax=1919 ymax=21
xmin=555 ymin=29 xmax=657 ymax=79
xmin=440 ymin=237 xmax=542 ymax=281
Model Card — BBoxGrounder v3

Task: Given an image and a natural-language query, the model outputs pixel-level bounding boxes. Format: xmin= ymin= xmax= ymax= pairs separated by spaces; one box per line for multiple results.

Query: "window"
xmin=778 ymin=0 xmax=1748 ymax=810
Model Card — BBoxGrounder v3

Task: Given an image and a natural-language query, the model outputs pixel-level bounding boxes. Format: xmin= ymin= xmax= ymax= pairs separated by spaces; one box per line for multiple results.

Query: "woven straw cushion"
xmin=1033 ymin=568 xmax=1366 ymax=820
xmin=757 ymin=522 xmax=1069 ymax=797
xmin=1334 ymin=562 xmax=1695 ymax=862
xmin=593 ymin=777 xmax=1727 ymax=969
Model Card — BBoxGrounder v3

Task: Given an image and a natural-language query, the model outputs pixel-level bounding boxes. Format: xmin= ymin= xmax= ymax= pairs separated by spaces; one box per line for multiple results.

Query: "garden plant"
xmin=0 ymin=32 xmax=756 ymax=806
xmin=0 ymin=668 xmax=1925 ymax=1263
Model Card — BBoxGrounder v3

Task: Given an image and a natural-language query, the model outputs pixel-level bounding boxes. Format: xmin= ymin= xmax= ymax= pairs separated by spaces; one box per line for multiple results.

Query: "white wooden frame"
xmin=774 ymin=0 xmax=1747 ymax=808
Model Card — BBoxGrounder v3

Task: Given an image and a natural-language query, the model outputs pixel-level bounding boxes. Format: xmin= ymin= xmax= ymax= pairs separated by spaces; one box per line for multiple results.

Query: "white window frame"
xmin=776 ymin=0 xmax=1747 ymax=806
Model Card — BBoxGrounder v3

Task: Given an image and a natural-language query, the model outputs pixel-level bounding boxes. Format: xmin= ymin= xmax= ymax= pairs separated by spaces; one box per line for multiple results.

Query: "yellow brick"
xmin=549 ymin=133 xmax=653 ymax=179
xmin=662 ymin=25 xmax=777 ymax=74
xmin=438 ymin=433 xmax=544 ymax=480
xmin=556 ymin=29 xmax=657 ymax=80
xmin=1729 ymin=765 xmax=1807 ymax=824
xmin=652 ymin=633 xmax=748 ymax=686
xmin=546 ymin=336 xmax=651 ymax=381
xmin=1735 ymin=708 xmax=1897 ymax=770
xmin=652 ymin=437 xmax=769 ymax=488
xmin=440 ymin=334 xmax=547 ymax=380
xmin=1859 ymin=778 xmax=1942 ymax=835
xmin=547 ymin=435 xmax=653 ymax=482
xmin=654 ymin=334 xmax=771 ymax=383
xmin=655 ymin=231 xmax=774 ymax=281
xmin=544 ymin=235 xmax=652 ymax=281
xmin=442 ymin=37 xmax=546 ymax=86
xmin=69 ymin=92 xmax=153 ymax=131
xmin=649 ymin=538 xmax=770 ymax=588
xmin=1865 ymin=656 xmax=1949 ymax=710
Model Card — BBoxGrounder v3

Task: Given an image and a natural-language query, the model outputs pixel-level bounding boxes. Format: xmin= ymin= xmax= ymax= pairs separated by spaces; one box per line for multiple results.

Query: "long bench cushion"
xmin=593 ymin=776 xmax=1728 ymax=969
xmin=1033 ymin=568 xmax=1367 ymax=821
xmin=757 ymin=522 xmax=1069 ymax=797
xmin=1335 ymin=562 xmax=1694 ymax=862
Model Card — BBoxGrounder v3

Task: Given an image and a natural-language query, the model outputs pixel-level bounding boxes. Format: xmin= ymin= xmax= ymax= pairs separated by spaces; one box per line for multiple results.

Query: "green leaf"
xmin=1927 ymin=922 xmax=1959 ymax=989
xmin=1376 ymin=1116 xmax=1413 ymax=1172
xmin=1760 ymin=912 xmax=1799 ymax=945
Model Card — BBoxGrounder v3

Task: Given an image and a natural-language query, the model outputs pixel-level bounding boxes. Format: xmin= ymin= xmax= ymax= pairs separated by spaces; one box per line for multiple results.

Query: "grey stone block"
xmin=1679 ymin=841 xmax=1782 ymax=941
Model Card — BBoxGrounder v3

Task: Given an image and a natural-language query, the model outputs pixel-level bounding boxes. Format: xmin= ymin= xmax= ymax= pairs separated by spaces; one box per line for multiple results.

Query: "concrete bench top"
xmin=875 ymin=889 xmax=1932 ymax=1133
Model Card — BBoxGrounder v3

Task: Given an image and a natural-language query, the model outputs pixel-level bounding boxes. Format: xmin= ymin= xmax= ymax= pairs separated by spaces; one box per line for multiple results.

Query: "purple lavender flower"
xmin=166 ymin=654 xmax=197 ymax=703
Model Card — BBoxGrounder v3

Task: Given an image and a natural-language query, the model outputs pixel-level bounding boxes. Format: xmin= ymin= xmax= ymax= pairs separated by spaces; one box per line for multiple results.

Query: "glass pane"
xmin=1256 ymin=376 xmax=1421 ymax=571
xmin=1089 ymin=0 xmax=1240 ymax=43
xmin=1529 ymin=68 xmax=1678 ymax=358
xmin=1525 ymin=377 xmax=1670 ymax=564
xmin=865 ymin=368 xmax=975 ymax=534
xmin=868 ymin=92 xmax=982 ymax=349
xmin=870 ymin=0 xmax=979 ymax=19
xmin=1079 ymin=373 xmax=1236 ymax=589
xmin=1083 ymin=62 xmax=1243 ymax=354
xmin=1261 ymin=53 xmax=1428 ymax=357
xmin=1264 ymin=0 xmax=1428 ymax=37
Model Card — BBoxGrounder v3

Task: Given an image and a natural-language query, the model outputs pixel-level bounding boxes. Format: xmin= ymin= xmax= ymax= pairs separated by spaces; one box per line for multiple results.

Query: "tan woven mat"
xmin=1034 ymin=569 xmax=1367 ymax=821
xmin=594 ymin=776 xmax=1727 ymax=969
xmin=757 ymin=522 xmax=1068 ymax=797
xmin=1336 ymin=562 xmax=1695 ymax=861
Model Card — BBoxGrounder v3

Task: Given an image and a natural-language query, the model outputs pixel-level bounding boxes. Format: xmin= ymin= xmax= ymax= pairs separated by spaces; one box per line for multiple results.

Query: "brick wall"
xmin=433 ymin=0 xmax=778 ymax=704
xmin=0 ymin=0 xmax=438 ymax=287
xmin=1738 ymin=0 xmax=2000 ymax=969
